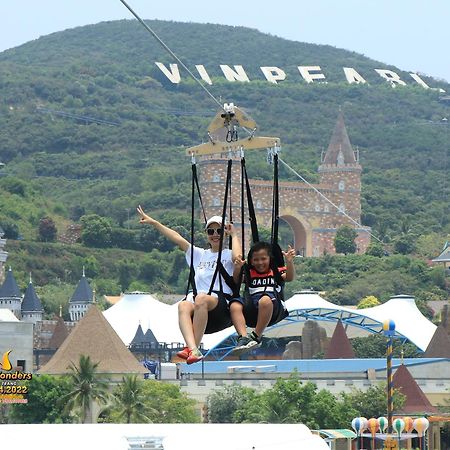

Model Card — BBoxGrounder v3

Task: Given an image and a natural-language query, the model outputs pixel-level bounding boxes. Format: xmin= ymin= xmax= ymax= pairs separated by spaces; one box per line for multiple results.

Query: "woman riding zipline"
xmin=137 ymin=205 xmax=242 ymax=364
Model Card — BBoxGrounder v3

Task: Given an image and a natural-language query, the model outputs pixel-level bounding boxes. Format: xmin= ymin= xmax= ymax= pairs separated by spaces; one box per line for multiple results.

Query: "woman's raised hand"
xmin=137 ymin=205 xmax=156 ymax=225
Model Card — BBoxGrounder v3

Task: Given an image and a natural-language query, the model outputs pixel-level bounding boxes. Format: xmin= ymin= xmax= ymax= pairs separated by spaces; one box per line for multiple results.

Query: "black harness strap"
xmin=271 ymin=152 xmax=280 ymax=246
xmin=242 ymin=157 xmax=259 ymax=244
xmin=185 ymin=161 xmax=199 ymax=298
xmin=240 ymin=153 xmax=246 ymax=257
xmin=208 ymin=158 xmax=236 ymax=295
xmin=270 ymin=151 xmax=286 ymax=293
xmin=193 ymin=163 xmax=207 ymax=224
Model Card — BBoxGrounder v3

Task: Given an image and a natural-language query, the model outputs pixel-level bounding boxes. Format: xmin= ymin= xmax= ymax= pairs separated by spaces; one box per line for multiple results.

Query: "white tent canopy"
xmin=103 ymin=291 xmax=436 ymax=352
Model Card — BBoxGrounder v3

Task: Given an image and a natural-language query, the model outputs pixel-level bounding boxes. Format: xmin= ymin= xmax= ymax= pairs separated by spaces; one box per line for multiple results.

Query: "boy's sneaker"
xmin=186 ymin=347 xmax=203 ymax=365
xmin=176 ymin=347 xmax=190 ymax=360
xmin=250 ymin=331 xmax=262 ymax=347
xmin=233 ymin=333 xmax=261 ymax=355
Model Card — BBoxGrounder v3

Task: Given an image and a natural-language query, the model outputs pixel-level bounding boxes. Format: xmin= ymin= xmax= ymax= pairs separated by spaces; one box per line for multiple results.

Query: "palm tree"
xmin=110 ymin=374 xmax=153 ymax=423
xmin=63 ymin=354 xmax=110 ymax=423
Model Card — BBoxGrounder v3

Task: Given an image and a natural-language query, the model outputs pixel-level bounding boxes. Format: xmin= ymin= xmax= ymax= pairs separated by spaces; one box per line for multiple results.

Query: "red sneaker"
xmin=186 ymin=348 xmax=204 ymax=365
xmin=176 ymin=347 xmax=190 ymax=360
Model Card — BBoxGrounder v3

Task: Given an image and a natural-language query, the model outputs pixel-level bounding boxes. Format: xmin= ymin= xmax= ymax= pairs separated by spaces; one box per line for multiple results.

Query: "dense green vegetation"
xmin=0 ymin=20 xmax=448 ymax=318
xmin=207 ymin=375 xmax=406 ymax=426
xmin=7 ymin=357 xmax=198 ymax=424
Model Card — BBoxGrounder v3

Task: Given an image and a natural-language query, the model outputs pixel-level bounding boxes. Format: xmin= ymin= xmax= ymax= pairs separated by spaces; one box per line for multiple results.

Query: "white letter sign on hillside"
xmin=343 ymin=67 xmax=367 ymax=84
xmin=155 ymin=62 xmax=181 ymax=83
xmin=260 ymin=66 xmax=287 ymax=84
xmin=298 ymin=66 xmax=326 ymax=83
xmin=153 ymin=62 xmax=445 ymax=92
xmin=409 ymin=73 xmax=430 ymax=89
xmin=219 ymin=65 xmax=250 ymax=82
xmin=375 ymin=69 xmax=406 ymax=86
xmin=195 ymin=65 xmax=213 ymax=85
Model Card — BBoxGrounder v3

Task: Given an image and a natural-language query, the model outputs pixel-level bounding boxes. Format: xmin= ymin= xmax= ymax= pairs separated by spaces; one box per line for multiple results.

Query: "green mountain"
xmin=0 ymin=20 xmax=448 ymax=308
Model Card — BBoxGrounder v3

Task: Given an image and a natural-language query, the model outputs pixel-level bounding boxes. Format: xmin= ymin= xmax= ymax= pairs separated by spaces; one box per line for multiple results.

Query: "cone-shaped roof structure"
xmin=423 ymin=325 xmax=450 ymax=358
xmin=432 ymin=242 xmax=450 ymax=263
xmin=321 ymin=112 xmax=358 ymax=165
xmin=40 ymin=305 xmax=147 ymax=375
xmin=392 ymin=364 xmax=439 ymax=414
xmin=144 ymin=328 xmax=159 ymax=347
xmin=21 ymin=280 xmax=43 ymax=312
xmin=0 ymin=268 xmax=21 ymax=299
xmin=70 ymin=273 xmax=93 ymax=304
xmin=324 ymin=320 xmax=355 ymax=359
xmin=48 ymin=316 xmax=69 ymax=350
xmin=130 ymin=324 xmax=145 ymax=346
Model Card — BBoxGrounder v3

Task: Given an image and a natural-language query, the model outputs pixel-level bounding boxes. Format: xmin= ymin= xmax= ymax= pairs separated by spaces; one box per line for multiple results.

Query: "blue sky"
xmin=1 ymin=0 xmax=449 ymax=82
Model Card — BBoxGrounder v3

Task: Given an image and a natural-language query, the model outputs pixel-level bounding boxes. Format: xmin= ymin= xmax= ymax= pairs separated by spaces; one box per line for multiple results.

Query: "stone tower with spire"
xmin=315 ymin=111 xmax=369 ymax=253
xmin=69 ymin=268 xmax=94 ymax=322
xmin=0 ymin=267 xmax=22 ymax=318
xmin=21 ymin=274 xmax=44 ymax=324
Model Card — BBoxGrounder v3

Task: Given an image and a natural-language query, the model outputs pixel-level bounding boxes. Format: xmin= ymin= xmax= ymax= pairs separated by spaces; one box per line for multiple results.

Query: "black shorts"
xmin=183 ymin=291 xmax=232 ymax=334
xmin=229 ymin=294 xmax=287 ymax=329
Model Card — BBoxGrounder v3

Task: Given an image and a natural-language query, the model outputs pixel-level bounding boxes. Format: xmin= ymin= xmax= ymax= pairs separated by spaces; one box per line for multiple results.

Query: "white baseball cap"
xmin=205 ymin=215 xmax=225 ymax=229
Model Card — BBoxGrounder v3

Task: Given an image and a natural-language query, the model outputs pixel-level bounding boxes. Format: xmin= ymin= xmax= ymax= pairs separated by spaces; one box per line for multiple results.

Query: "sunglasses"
xmin=206 ymin=228 xmax=223 ymax=236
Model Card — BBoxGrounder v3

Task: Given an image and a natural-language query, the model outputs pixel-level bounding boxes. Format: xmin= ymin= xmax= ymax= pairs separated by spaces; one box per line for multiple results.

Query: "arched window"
xmin=212 ymin=172 xmax=220 ymax=182
xmin=213 ymin=197 xmax=220 ymax=206
xmin=256 ymin=200 xmax=262 ymax=209
xmin=314 ymin=204 xmax=321 ymax=212
xmin=338 ymin=180 xmax=345 ymax=191
xmin=324 ymin=204 xmax=330 ymax=212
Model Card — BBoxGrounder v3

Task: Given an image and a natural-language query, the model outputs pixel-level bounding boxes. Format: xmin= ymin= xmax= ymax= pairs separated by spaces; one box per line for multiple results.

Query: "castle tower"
xmin=318 ymin=111 xmax=362 ymax=223
xmin=0 ymin=226 xmax=8 ymax=283
xmin=21 ymin=274 xmax=44 ymax=324
xmin=316 ymin=112 xmax=370 ymax=254
xmin=0 ymin=267 xmax=22 ymax=319
xmin=69 ymin=268 xmax=94 ymax=322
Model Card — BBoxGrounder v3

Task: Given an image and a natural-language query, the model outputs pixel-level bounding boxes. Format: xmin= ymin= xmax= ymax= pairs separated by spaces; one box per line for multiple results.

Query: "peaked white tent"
xmin=103 ymin=291 xmax=436 ymax=352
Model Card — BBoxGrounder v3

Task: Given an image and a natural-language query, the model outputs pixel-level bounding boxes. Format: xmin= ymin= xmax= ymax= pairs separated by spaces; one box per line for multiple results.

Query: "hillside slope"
xmin=0 ymin=20 xmax=448 ymax=243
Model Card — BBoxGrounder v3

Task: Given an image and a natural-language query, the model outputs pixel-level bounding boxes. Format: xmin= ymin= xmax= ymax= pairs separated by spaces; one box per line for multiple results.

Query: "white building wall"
xmin=0 ymin=321 xmax=33 ymax=372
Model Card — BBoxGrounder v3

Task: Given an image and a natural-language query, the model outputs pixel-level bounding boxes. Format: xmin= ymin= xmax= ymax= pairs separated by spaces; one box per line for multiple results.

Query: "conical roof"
xmin=21 ymin=281 xmax=43 ymax=312
xmin=321 ymin=112 xmax=358 ymax=165
xmin=423 ymin=325 xmax=450 ymax=358
xmin=40 ymin=305 xmax=147 ymax=375
xmin=324 ymin=320 xmax=355 ymax=359
xmin=48 ymin=316 xmax=69 ymax=350
xmin=130 ymin=324 xmax=145 ymax=346
xmin=70 ymin=274 xmax=93 ymax=304
xmin=392 ymin=364 xmax=439 ymax=414
xmin=143 ymin=328 xmax=159 ymax=346
xmin=432 ymin=242 xmax=450 ymax=263
xmin=0 ymin=268 xmax=21 ymax=299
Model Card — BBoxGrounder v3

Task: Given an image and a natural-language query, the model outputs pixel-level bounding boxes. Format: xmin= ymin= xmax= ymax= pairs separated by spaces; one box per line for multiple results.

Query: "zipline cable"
xmin=118 ymin=0 xmax=223 ymax=109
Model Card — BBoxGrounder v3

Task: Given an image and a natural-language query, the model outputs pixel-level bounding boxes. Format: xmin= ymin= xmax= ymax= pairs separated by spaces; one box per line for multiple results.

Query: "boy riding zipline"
xmin=230 ymin=241 xmax=296 ymax=354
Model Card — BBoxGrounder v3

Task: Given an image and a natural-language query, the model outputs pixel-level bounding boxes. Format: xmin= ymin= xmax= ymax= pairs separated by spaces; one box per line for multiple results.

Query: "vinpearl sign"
xmin=155 ymin=63 xmax=445 ymax=91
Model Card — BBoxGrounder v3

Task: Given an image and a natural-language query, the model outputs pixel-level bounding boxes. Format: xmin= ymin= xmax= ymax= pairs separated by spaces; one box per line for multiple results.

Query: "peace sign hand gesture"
xmin=137 ymin=205 xmax=157 ymax=226
xmin=282 ymin=245 xmax=296 ymax=263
